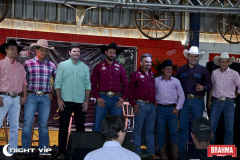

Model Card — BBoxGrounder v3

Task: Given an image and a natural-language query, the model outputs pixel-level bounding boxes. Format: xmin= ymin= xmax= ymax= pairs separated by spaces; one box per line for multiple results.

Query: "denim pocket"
xmin=194 ymin=73 xmax=202 ymax=78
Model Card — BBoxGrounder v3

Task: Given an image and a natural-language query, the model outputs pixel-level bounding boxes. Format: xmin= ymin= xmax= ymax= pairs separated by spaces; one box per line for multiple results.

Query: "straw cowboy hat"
xmin=0 ymin=39 xmax=23 ymax=55
xmin=101 ymin=42 xmax=121 ymax=55
xmin=183 ymin=46 xmax=204 ymax=59
xmin=29 ymin=39 xmax=53 ymax=53
xmin=213 ymin=52 xmax=234 ymax=66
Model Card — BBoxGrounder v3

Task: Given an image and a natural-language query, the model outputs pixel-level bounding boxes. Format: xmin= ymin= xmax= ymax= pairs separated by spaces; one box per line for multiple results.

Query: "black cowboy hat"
xmin=100 ymin=42 xmax=121 ymax=55
xmin=0 ymin=39 xmax=23 ymax=55
xmin=157 ymin=59 xmax=177 ymax=72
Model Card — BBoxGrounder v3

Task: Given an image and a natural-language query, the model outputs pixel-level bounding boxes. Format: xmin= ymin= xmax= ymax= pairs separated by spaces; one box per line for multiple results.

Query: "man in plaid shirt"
xmin=21 ymin=39 xmax=57 ymax=158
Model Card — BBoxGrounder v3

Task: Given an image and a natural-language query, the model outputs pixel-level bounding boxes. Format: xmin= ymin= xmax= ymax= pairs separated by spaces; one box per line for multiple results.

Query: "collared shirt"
xmin=91 ymin=60 xmax=129 ymax=100
xmin=129 ymin=67 xmax=155 ymax=106
xmin=54 ymin=59 xmax=91 ymax=103
xmin=212 ymin=67 xmax=240 ymax=98
xmin=0 ymin=57 xmax=27 ymax=93
xmin=175 ymin=63 xmax=212 ymax=96
xmin=84 ymin=141 xmax=140 ymax=160
xmin=24 ymin=56 xmax=57 ymax=92
xmin=155 ymin=76 xmax=185 ymax=110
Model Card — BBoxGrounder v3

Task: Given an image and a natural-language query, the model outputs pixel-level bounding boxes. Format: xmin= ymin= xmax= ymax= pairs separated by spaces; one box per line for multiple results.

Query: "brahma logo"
xmin=167 ymin=49 xmax=176 ymax=56
xmin=208 ymin=145 xmax=237 ymax=157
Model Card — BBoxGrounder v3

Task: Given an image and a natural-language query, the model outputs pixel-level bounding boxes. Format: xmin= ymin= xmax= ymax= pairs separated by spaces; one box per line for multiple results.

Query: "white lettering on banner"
xmin=167 ymin=49 xmax=176 ymax=56
xmin=2 ymin=144 xmax=52 ymax=157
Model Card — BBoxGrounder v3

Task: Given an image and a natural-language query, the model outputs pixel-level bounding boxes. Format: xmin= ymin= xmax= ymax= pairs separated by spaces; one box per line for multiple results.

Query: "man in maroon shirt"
xmin=91 ymin=42 xmax=129 ymax=132
xmin=129 ymin=54 xmax=159 ymax=159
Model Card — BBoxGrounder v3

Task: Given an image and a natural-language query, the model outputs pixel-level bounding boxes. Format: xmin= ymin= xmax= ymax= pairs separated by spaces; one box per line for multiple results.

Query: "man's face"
xmin=219 ymin=59 xmax=229 ymax=71
xmin=105 ymin=48 xmax=116 ymax=62
xmin=162 ymin=66 xmax=173 ymax=77
xmin=5 ymin=45 xmax=18 ymax=58
xmin=36 ymin=47 xmax=48 ymax=60
xmin=140 ymin=57 xmax=152 ymax=71
xmin=69 ymin=47 xmax=81 ymax=61
xmin=188 ymin=54 xmax=199 ymax=66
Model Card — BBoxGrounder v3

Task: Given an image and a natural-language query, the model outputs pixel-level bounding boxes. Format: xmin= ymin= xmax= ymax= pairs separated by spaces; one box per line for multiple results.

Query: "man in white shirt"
xmin=84 ymin=115 xmax=140 ymax=160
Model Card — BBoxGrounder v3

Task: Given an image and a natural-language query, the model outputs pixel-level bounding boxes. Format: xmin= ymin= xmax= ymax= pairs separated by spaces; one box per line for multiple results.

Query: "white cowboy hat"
xmin=29 ymin=39 xmax=54 ymax=52
xmin=183 ymin=46 xmax=204 ymax=59
xmin=213 ymin=52 xmax=234 ymax=66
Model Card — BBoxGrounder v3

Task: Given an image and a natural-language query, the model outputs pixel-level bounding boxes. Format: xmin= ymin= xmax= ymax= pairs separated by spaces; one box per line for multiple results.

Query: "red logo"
xmin=208 ymin=145 xmax=237 ymax=157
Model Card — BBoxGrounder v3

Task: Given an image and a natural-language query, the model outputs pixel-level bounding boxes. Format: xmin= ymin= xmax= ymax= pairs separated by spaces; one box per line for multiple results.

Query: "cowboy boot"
xmin=160 ymin=143 xmax=168 ymax=160
xmin=171 ymin=142 xmax=179 ymax=160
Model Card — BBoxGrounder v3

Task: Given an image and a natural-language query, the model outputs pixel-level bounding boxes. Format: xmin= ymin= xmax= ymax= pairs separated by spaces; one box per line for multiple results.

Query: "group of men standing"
xmin=0 ymin=38 xmax=239 ymax=160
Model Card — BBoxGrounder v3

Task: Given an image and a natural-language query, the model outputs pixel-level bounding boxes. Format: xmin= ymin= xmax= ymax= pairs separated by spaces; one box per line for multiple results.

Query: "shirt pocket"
xmin=194 ymin=73 xmax=203 ymax=79
xmin=224 ymin=77 xmax=234 ymax=87
xmin=179 ymin=73 xmax=187 ymax=77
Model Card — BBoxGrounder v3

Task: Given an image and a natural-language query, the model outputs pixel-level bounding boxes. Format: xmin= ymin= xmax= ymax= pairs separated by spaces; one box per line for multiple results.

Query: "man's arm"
xmin=235 ymin=71 xmax=240 ymax=97
xmin=203 ymin=68 xmax=213 ymax=92
xmin=91 ymin=65 xmax=100 ymax=99
xmin=20 ymin=85 xmax=27 ymax=105
xmin=82 ymin=89 xmax=90 ymax=112
xmin=174 ymin=79 xmax=185 ymax=112
xmin=207 ymin=89 xmax=213 ymax=109
xmin=54 ymin=64 xmax=65 ymax=111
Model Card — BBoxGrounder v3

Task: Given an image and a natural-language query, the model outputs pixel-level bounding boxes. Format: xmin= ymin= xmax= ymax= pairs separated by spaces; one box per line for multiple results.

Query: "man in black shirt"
xmin=177 ymin=117 xmax=229 ymax=160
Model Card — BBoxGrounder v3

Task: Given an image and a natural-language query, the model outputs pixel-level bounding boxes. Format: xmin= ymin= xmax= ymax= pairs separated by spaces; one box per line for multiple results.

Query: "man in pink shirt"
xmin=0 ymin=39 xmax=27 ymax=158
xmin=155 ymin=59 xmax=185 ymax=160
xmin=208 ymin=52 xmax=240 ymax=145
xmin=91 ymin=42 xmax=129 ymax=132
xmin=129 ymin=54 xmax=159 ymax=159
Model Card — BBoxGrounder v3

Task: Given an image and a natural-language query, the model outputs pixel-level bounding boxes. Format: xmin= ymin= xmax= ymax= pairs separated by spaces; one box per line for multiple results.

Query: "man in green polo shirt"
xmin=54 ymin=43 xmax=91 ymax=159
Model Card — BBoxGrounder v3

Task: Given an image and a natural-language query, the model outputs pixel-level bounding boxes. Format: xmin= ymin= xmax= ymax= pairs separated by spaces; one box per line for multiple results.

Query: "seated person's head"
xmin=191 ymin=117 xmax=213 ymax=148
xmin=101 ymin=115 xmax=126 ymax=144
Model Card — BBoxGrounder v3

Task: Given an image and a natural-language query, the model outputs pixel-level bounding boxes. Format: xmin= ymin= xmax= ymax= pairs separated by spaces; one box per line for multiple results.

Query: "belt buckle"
xmin=218 ymin=97 xmax=226 ymax=103
xmin=106 ymin=91 xmax=114 ymax=97
xmin=187 ymin=94 xmax=194 ymax=100
xmin=36 ymin=91 xmax=44 ymax=96
xmin=10 ymin=92 xmax=17 ymax=98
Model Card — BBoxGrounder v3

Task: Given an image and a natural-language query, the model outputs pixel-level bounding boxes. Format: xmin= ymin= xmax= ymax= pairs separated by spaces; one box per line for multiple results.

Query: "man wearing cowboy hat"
xmin=91 ymin=42 xmax=128 ymax=132
xmin=129 ymin=54 xmax=159 ymax=159
xmin=155 ymin=59 xmax=185 ymax=160
xmin=21 ymin=39 xmax=57 ymax=157
xmin=175 ymin=46 xmax=212 ymax=153
xmin=207 ymin=52 xmax=240 ymax=145
xmin=54 ymin=43 xmax=91 ymax=159
xmin=0 ymin=39 xmax=27 ymax=158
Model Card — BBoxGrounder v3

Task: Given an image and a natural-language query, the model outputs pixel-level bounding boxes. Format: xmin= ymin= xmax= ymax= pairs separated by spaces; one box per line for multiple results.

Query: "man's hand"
xmin=82 ymin=100 xmax=89 ymax=112
xmin=133 ymin=104 xmax=140 ymax=115
xmin=20 ymin=97 xmax=27 ymax=105
xmin=97 ymin=98 xmax=106 ymax=108
xmin=57 ymin=99 xmax=65 ymax=111
xmin=0 ymin=97 xmax=4 ymax=107
xmin=172 ymin=108 xmax=179 ymax=114
xmin=48 ymin=92 xmax=53 ymax=100
xmin=116 ymin=97 xmax=124 ymax=107
xmin=207 ymin=101 xmax=212 ymax=109
xmin=196 ymin=84 xmax=204 ymax=91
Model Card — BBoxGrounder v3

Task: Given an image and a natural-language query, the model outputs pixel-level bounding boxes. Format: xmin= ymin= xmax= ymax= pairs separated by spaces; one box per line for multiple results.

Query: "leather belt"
xmin=137 ymin=99 xmax=152 ymax=104
xmin=28 ymin=91 xmax=50 ymax=96
xmin=0 ymin=92 xmax=19 ymax=98
xmin=158 ymin=103 xmax=177 ymax=107
xmin=212 ymin=96 xmax=232 ymax=103
xmin=186 ymin=94 xmax=204 ymax=100
xmin=99 ymin=91 xmax=121 ymax=97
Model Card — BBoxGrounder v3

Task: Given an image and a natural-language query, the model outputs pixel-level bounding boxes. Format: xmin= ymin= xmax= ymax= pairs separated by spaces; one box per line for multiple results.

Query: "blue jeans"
xmin=178 ymin=97 xmax=205 ymax=152
xmin=156 ymin=104 xmax=178 ymax=149
xmin=0 ymin=95 xmax=21 ymax=153
xmin=92 ymin=93 xmax=122 ymax=132
xmin=210 ymin=99 xmax=235 ymax=144
xmin=21 ymin=93 xmax=51 ymax=150
xmin=133 ymin=101 xmax=156 ymax=155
